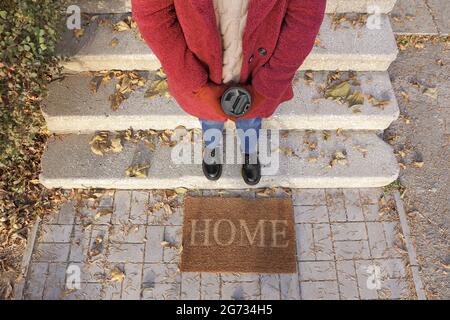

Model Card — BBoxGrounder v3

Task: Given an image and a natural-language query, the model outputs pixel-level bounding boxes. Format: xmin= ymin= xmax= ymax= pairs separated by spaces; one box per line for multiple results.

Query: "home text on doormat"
xmin=180 ymin=197 xmax=297 ymax=273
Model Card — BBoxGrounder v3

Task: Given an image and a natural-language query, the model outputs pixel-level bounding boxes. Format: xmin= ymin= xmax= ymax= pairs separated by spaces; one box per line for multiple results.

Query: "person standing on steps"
xmin=132 ymin=0 xmax=326 ymax=185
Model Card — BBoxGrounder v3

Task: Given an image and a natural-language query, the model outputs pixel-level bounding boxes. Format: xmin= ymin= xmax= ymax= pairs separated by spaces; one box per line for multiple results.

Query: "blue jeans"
xmin=200 ymin=118 xmax=262 ymax=154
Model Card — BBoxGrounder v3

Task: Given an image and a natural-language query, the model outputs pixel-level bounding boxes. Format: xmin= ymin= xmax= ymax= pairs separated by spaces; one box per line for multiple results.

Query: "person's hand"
xmin=194 ymin=82 xmax=229 ymax=119
xmin=241 ymin=84 xmax=267 ymax=119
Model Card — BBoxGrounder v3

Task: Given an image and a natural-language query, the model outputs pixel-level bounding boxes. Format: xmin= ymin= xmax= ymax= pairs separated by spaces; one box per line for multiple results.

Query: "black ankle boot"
xmin=202 ymin=148 xmax=222 ymax=181
xmin=242 ymin=153 xmax=261 ymax=186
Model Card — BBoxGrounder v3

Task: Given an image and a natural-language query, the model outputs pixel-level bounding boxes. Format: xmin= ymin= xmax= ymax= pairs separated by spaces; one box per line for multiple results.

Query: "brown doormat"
xmin=180 ymin=197 xmax=297 ymax=274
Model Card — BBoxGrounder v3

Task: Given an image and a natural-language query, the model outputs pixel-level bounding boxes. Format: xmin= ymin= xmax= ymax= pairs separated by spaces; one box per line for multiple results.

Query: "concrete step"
xmin=68 ymin=0 xmax=397 ymax=14
xmin=59 ymin=14 xmax=398 ymax=72
xmin=39 ymin=131 xmax=399 ymax=189
xmin=43 ymin=71 xmax=399 ymax=133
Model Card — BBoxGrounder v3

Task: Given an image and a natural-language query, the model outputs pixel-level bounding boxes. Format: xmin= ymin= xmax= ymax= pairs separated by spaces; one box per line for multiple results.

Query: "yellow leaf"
xmin=110 ymin=38 xmax=120 ymax=47
xmin=73 ymin=28 xmax=84 ymax=39
xmin=413 ymin=161 xmax=424 ymax=168
xmin=160 ymin=241 xmax=171 ymax=248
xmin=175 ymin=187 xmax=188 ymax=194
xmin=113 ymin=21 xmax=130 ymax=32
xmin=126 ymin=164 xmax=150 ymax=178
xmin=145 ymin=79 xmax=169 ymax=99
xmin=95 ymin=208 xmax=113 ymax=220
xmin=109 ymin=268 xmax=125 ymax=283
xmin=110 ymin=137 xmax=123 ymax=153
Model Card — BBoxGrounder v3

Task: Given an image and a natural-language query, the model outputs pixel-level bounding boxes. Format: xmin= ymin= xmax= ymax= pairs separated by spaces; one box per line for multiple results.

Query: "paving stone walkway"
xmin=19 ymin=188 xmax=419 ymax=300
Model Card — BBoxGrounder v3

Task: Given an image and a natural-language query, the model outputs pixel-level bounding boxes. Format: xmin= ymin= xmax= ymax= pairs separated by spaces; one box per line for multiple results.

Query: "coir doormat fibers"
xmin=180 ymin=197 xmax=297 ymax=273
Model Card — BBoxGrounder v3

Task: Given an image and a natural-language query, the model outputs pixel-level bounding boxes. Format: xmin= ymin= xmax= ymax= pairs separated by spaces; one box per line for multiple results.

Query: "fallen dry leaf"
xmin=329 ymin=150 xmax=348 ymax=167
xmin=126 ymin=164 xmax=150 ymax=178
xmin=73 ymin=28 xmax=84 ymax=39
xmin=95 ymin=208 xmax=113 ymax=220
xmin=324 ymin=81 xmax=351 ymax=101
xmin=113 ymin=20 xmax=130 ymax=32
xmin=368 ymin=95 xmax=391 ymax=109
xmin=347 ymin=91 xmax=365 ymax=108
xmin=110 ymin=38 xmax=119 ymax=47
xmin=109 ymin=268 xmax=125 ymax=283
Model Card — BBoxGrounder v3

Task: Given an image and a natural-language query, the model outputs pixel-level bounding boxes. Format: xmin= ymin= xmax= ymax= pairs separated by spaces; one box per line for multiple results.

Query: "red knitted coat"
xmin=132 ymin=0 xmax=326 ymax=121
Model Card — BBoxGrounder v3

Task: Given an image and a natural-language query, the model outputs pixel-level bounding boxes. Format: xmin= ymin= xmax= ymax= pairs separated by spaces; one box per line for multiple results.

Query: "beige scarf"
xmin=213 ymin=0 xmax=250 ymax=84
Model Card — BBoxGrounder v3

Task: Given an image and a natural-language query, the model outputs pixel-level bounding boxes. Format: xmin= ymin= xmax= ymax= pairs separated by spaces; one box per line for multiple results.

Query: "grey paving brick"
xmin=71 ymin=261 xmax=106 ymax=283
xmin=299 ymin=261 xmax=336 ymax=281
xmin=39 ymin=225 xmax=73 ymax=243
xmin=63 ymin=283 xmax=102 ymax=300
xmin=148 ymin=190 xmax=165 ymax=206
xmin=359 ymin=188 xmax=382 ymax=205
xmin=313 ymin=224 xmax=334 ymax=260
xmin=33 ymin=243 xmax=70 ymax=262
xmin=43 ymin=263 xmax=67 ymax=300
xmin=296 ymin=224 xmax=315 ymax=261
xmin=42 ymin=213 xmax=59 ymax=225
xmin=181 ymin=273 xmax=201 ymax=300
xmin=300 ymin=281 xmax=339 ymax=300
xmin=163 ymin=226 xmax=181 ymax=263
xmin=255 ymin=187 xmax=290 ymax=199
xmin=121 ymin=263 xmax=143 ymax=300
xmin=95 ymin=193 xmax=114 ymax=225
xmin=201 ymin=273 xmax=221 ymax=300
xmin=112 ymin=191 xmax=131 ymax=224
xmin=57 ymin=201 xmax=77 ymax=224
xmin=108 ymin=243 xmax=144 ymax=263
xmin=222 ymin=282 xmax=260 ymax=300
xmin=334 ymin=241 xmax=371 ymax=260
xmin=142 ymin=263 xmax=180 ymax=284
xmin=383 ymin=221 xmax=403 ymax=257
xmin=148 ymin=206 xmax=183 ymax=226
xmin=69 ymin=225 xmax=91 ymax=262
xmin=221 ymin=273 xmax=260 ymax=283
xmin=379 ymin=278 xmax=410 ymax=300
xmin=186 ymin=190 xmax=203 ymax=197
xmin=129 ymin=191 xmax=149 ymax=224
xmin=24 ymin=262 xmax=48 ymax=300
xmin=354 ymin=260 xmax=379 ymax=300
xmin=367 ymin=222 xmax=389 ymax=258
xmin=109 ymin=224 xmax=146 ymax=243
xmin=90 ymin=224 xmax=109 ymax=242
xmin=325 ymin=189 xmax=347 ymax=222
xmin=145 ymin=226 xmax=164 ymax=263
xmin=218 ymin=190 xmax=256 ymax=198
xmin=77 ymin=200 xmax=110 ymax=225
xmin=260 ymin=275 xmax=280 ymax=300
xmin=332 ymin=223 xmax=367 ymax=241
xmin=280 ymin=274 xmax=300 ymax=300
xmin=99 ymin=191 xmax=114 ymax=207
xmin=376 ymin=259 xmax=407 ymax=279
xmin=336 ymin=260 xmax=359 ymax=300
xmin=201 ymin=190 xmax=222 ymax=197
xmin=343 ymin=189 xmax=365 ymax=221
xmin=102 ymin=282 xmax=122 ymax=300
xmin=294 ymin=206 xmax=329 ymax=223
xmin=363 ymin=204 xmax=381 ymax=222
xmin=142 ymin=283 xmax=181 ymax=300
xmin=292 ymin=189 xmax=326 ymax=206
xmin=88 ymin=225 xmax=109 ymax=261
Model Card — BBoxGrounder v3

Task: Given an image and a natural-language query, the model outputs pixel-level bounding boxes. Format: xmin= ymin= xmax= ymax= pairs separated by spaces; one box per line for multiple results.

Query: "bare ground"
xmin=386 ymin=39 xmax=450 ymax=299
